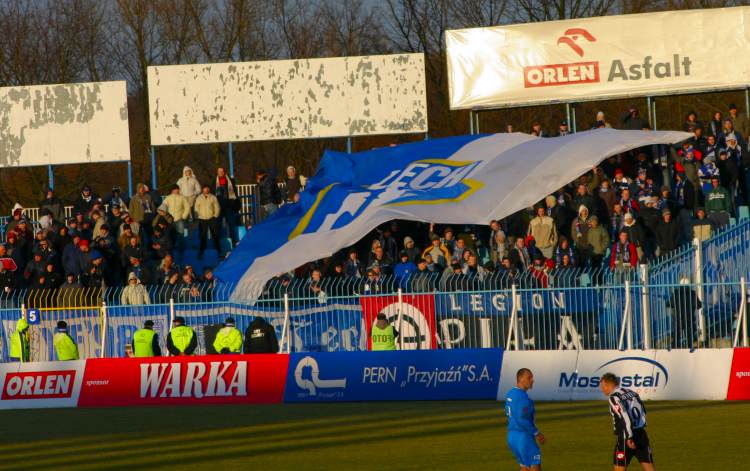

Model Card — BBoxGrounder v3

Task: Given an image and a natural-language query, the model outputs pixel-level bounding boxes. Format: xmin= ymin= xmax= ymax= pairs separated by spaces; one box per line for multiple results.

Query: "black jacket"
xmin=666 ymin=285 xmax=702 ymax=313
xmin=243 ymin=317 xmax=279 ymax=353
xmin=258 ymin=175 xmax=282 ymax=206
xmin=621 ymin=112 xmax=650 ymax=130
xmin=655 ymin=219 xmax=681 ymax=253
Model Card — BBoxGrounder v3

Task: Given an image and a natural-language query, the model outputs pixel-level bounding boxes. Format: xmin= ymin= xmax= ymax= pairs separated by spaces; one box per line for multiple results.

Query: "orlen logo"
xmin=524 ymin=27 xmax=599 ymax=88
xmin=139 ymin=361 xmax=247 ymax=398
xmin=559 ymin=357 xmax=669 ymax=389
xmin=557 ymin=28 xmax=596 ymax=57
xmin=2 ymin=371 xmax=76 ymax=399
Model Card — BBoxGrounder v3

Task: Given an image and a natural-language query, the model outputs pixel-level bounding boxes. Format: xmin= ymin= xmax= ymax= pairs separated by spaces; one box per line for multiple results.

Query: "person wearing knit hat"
xmin=167 ymin=316 xmax=196 ymax=356
xmin=53 ymin=320 xmax=79 ymax=361
xmin=403 ymin=236 xmax=420 ymax=264
xmin=213 ymin=317 xmax=243 ymax=354
xmin=132 ymin=320 xmax=162 ymax=357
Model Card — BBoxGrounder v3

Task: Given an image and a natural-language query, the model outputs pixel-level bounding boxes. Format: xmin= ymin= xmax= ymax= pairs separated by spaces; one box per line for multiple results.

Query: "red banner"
xmin=727 ymin=348 xmax=750 ymax=400
xmin=78 ymin=354 xmax=289 ymax=407
xmin=360 ymin=294 xmax=437 ymax=350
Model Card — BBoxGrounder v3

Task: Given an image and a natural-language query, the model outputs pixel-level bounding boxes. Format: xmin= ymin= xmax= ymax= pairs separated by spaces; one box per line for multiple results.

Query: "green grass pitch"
xmin=0 ymin=400 xmax=747 ymax=470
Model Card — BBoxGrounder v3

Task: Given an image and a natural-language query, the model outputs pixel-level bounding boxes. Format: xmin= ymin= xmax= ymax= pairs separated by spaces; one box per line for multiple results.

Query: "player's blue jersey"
xmin=504 ymin=387 xmax=538 ymax=436
xmin=504 ymin=386 xmax=541 ymax=467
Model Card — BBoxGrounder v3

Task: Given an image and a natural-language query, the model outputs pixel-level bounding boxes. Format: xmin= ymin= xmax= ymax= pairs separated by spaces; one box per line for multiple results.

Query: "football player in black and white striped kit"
xmin=599 ymin=373 xmax=656 ymax=471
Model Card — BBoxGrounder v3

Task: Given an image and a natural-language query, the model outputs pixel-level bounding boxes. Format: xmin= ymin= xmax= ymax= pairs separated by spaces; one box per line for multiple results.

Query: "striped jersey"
xmin=608 ymin=387 xmax=647 ymax=439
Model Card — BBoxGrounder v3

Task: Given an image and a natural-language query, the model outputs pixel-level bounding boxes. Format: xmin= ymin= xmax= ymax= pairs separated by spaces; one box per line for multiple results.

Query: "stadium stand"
xmin=1 ymin=106 xmax=750 ymax=361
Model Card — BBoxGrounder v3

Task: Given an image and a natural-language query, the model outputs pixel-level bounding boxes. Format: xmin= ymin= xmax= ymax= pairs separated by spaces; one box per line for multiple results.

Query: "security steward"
xmin=54 ymin=321 xmax=79 ymax=361
xmin=243 ymin=316 xmax=279 ymax=353
xmin=371 ymin=313 xmax=398 ymax=351
xmin=132 ymin=320 xmax=162 ymax=357
xmin=213 ymin=317 xmax=243 ymax=354
xmin=167 ymin=316 xmax=197 ymax=356
xmin=10 ymin=317 xmax=30 ymax=362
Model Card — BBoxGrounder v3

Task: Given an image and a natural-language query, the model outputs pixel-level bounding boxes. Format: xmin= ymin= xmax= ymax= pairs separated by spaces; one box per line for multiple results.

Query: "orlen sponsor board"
xmin=522 ymin=36 xmax=691 ymax=89
xmin=78 ymin=354 xmax=289 ymax=406
xmin=727 ymin=348 xmax=750 ymax=400
xmin=0 ymin=361 xmax=86 ymax=409
xmin=446 ymin=7 xmax=750 ymax=109
xmin=498 ymin=349 xmax=732 ymax=401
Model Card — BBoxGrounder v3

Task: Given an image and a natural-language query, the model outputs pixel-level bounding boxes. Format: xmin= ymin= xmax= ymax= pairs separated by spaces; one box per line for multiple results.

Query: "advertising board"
xmin=285 ymin=349 xmax=502 ymax=402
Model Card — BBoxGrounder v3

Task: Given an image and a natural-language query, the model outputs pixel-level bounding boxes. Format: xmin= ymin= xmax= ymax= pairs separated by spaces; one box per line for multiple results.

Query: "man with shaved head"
xmin=504 ymin=368 xmax=545 ymax=470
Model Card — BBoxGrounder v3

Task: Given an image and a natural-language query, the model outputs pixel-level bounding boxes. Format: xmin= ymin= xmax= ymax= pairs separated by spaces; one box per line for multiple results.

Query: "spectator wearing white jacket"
xmin=177 ymin=166 xmax=201 ymax=207
xmin=121 ymin=272 xmax=151 ymax=305
xmin=194 ymin=185 xmax=222 ymax=259
xmin=163 ymin=185 xmax=191 ymax=256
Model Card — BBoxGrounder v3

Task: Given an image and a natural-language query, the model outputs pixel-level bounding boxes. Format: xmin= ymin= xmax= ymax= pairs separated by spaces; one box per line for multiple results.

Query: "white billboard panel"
xmin=498 ymin=349 xmax=732 ymax=401
xmin=446 ymin=7 xmax=750 ymax=109
xmin=148 ymin=54 xmax=427 ymax=145
xmin=0 ymin=81 xmax=130 ymax=167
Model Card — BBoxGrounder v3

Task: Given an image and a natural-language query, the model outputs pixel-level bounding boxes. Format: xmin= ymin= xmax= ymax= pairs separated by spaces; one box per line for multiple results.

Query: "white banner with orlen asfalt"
xmin=446 ymin=6 xmax=750 ymax=109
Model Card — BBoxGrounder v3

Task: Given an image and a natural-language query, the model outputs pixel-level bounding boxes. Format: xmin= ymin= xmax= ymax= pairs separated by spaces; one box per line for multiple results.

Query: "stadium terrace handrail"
xmin=0 ymin=183 xmax=261 ymax=242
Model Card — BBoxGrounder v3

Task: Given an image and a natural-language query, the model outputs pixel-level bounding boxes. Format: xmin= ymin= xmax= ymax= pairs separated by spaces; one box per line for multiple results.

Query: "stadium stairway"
xmin=175 ymin=223 xmax=246 ymax=275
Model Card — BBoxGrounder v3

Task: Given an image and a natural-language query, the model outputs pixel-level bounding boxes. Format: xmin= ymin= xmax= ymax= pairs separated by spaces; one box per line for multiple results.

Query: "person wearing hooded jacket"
xmin=177 ymin=166 xmax=202 ymax=208
xmin=5 ymin=204 xmax=27 ymax=235
xmin=213 ymin=317 xmax=243 ymax=354
xmin=53 ymin=321 xmax=79 ymax=361
xmin=121 ymin=272 xmax=151 ymax=305
xmin=570 ymin=205 xmax=592 ymax=266
xmin=10 ymin=317 xmax=30 ymax=362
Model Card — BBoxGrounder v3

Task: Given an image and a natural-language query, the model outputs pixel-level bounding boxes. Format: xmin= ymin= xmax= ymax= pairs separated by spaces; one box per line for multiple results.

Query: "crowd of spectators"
xmin=0 ymin=165 xmax=307 ymax=305
xmin=1 ymin=105 xmax=748 ymax=302
xmin=262 ymin=105 xmax=749 ymax=297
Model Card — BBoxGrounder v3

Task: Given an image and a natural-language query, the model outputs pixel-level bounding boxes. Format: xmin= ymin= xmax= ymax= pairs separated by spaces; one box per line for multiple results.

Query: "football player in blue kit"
xmin=504 ymin=368 xmax=545 ymax=471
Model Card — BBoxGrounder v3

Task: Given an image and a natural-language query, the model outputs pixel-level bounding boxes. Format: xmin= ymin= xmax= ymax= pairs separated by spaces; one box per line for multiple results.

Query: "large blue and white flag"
xmin=215 ymin=129 xmax=689 ymax=300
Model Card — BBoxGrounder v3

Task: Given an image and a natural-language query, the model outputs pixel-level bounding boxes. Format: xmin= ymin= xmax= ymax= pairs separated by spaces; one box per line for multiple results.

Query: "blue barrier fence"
xmin=0 ymin=276 xmax=744 ymax=362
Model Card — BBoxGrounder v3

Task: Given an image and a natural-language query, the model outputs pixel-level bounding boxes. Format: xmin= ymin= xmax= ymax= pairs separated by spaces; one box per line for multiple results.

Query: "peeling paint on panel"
xmin=0 ymin=81 xmax=129 ymax=167
xmin=146 ymin=54 xmax=426 ymax=145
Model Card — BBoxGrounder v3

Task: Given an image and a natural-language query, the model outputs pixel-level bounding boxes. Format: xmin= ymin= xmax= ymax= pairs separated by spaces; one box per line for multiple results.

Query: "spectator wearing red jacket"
xmin=609 ymin=231 xmax=638 ymax=271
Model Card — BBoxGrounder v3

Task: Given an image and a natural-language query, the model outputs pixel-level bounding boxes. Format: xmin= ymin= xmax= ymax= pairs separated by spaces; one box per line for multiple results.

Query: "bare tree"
xmin=514 ymin=0 xmax=617 ymax=22
xmin=271 ymin=0 xmax=327 ymax=59
xmin=450 ymin=0 xmax=509 ymax=27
